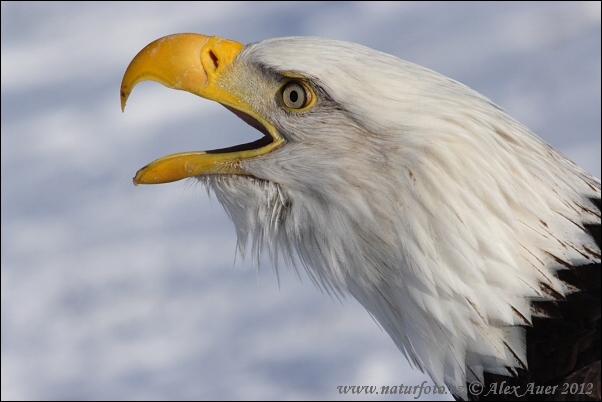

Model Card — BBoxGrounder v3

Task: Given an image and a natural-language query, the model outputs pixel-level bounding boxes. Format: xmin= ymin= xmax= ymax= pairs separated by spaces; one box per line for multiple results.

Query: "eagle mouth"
xmin=121 ymin=33 xmax=285 ymax=185
xmin=204 ymin=106 xmax=274 ymax=154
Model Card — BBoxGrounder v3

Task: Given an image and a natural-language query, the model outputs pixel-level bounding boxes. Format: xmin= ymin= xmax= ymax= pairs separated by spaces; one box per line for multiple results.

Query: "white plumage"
xmin=123 ymin=35 xmax=601 ymax=400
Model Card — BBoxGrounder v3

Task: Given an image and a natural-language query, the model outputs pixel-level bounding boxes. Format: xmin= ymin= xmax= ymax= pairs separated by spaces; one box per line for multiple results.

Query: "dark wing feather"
xmin=466 ymin=198 xmax=601 ymax=401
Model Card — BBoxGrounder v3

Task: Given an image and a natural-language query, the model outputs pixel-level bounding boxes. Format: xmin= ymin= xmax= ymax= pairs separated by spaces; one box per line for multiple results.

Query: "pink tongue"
xmin=223 ymin=105 xmax=271 ymax=138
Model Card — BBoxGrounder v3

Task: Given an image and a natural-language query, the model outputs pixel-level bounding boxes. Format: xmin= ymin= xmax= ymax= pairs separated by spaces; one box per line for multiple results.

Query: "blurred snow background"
xmin=1 ymin=2 xmax=600 ymax=400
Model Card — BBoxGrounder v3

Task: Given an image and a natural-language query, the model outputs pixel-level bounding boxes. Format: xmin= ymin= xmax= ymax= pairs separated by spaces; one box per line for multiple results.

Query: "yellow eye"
xmin=281 ymin=81 xmax=311 ymax=109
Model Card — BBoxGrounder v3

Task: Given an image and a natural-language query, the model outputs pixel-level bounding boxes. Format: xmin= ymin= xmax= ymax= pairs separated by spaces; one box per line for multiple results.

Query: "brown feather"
xmin=465 ymin=198 xmax=601 ymax=401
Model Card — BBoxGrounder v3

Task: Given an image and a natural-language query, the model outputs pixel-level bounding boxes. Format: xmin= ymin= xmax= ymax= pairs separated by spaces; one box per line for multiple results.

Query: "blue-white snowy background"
xmin=1 ymin=2 xmax=600 ymax=400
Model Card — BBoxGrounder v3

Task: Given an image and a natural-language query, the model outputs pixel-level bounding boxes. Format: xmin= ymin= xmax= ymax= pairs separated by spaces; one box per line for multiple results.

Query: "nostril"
xmin=208 ymin=50 xmax=219 ymax=70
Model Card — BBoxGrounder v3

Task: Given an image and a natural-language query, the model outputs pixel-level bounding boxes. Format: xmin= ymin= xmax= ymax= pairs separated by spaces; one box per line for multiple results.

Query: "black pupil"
xmin=289 ymin=90 xmax=299 ymax=103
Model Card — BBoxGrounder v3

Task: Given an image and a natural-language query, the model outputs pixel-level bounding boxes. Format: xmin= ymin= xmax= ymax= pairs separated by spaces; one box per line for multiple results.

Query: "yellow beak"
xmin=121 ymin=33 xmax=283 ymax=185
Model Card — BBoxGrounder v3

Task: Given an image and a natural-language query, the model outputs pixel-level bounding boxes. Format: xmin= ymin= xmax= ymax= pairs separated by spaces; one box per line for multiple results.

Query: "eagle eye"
xmin=281 ymin=81 xmax=311 ymax=110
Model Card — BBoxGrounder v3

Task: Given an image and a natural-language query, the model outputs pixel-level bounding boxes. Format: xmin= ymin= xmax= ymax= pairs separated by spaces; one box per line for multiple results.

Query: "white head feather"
xmin=201 ymin=37 xmax=601 ymax=395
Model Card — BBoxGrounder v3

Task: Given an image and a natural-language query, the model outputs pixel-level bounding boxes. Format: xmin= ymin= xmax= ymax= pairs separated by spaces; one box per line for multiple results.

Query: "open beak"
xmin=121 ymin=33 xmax=283 ymax=185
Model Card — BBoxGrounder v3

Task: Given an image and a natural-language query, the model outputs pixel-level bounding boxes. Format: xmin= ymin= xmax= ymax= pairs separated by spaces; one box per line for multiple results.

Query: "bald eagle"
xmin=121 ymin=34 xmax=601 ymax=400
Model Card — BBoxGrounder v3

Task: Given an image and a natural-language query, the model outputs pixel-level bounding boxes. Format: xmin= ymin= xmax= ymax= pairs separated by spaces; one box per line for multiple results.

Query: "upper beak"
xmin=121 ymin=33 xmax=244 ymax=112
xmin=121 ymin=33 xmax=283 ymax=185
